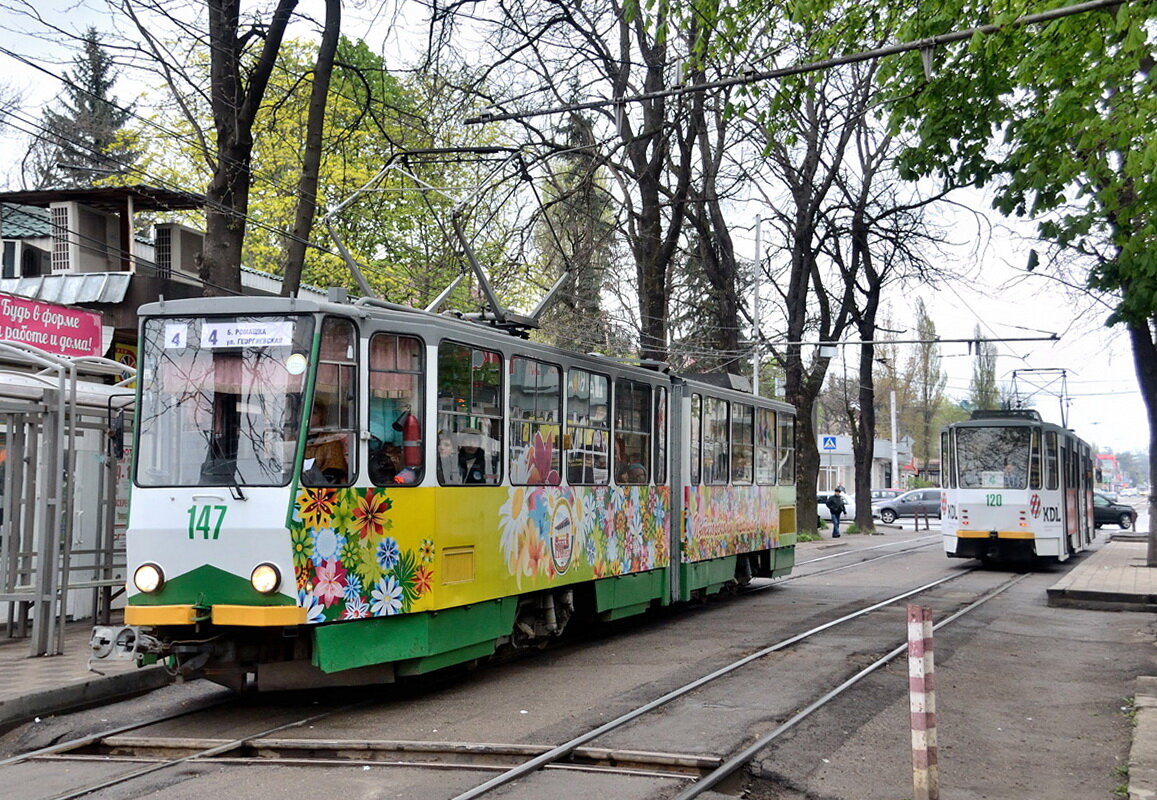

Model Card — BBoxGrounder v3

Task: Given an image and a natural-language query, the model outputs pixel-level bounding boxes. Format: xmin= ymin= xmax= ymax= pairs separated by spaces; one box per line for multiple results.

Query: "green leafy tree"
xmin=878 ymin=0 xmax=1156 ymax=556
xmin=969 ymin=324 xmax=1000 ymax=410
xmin=904 ymin=298 xmax=947 ymax=465
xmin=28 ymin=27 xmax=136 ymax=188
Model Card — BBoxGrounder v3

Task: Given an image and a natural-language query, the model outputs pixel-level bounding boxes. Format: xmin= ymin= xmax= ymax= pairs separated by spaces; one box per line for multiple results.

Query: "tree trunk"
xmin=1126 ymin=316 xmax=1157 ymax=566
xmin=854 ymin=338 xmax=877 ymax=533
xmin=201 ymin=0 xmax=297 ymax=297
xmin=282 ymin=0 xmax=340 ymax=297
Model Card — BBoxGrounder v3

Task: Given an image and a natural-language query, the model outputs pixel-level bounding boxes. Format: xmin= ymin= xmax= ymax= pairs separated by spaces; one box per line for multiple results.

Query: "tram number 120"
xmin=985 ymin=494 xmax=1003 ymax=507
xmin=187 ymin=504 xmax=228 ymax=539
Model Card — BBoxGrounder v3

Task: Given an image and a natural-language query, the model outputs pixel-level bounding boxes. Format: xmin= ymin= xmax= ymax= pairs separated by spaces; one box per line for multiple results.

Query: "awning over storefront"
xmin=0 ymin=272 xmax=131 ymax=305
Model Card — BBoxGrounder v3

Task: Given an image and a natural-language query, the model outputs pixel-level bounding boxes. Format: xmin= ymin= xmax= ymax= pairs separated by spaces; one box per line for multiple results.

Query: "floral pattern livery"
xmin=498 ymin=485 xmax=670 ymax=588
xmin=291 ymin=487 xmax=434 ymax=624
xmin=683 ymin=485 xmax=780 ymax=562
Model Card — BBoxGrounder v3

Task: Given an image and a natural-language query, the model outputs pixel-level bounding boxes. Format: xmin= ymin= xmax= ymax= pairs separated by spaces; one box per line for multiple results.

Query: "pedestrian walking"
xmin=826 ymin=488 xmax=847 ymax=538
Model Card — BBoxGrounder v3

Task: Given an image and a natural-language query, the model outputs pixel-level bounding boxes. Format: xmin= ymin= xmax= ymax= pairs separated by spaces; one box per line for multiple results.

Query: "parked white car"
xmin=816 ymin=492 xmax=856 ymax=522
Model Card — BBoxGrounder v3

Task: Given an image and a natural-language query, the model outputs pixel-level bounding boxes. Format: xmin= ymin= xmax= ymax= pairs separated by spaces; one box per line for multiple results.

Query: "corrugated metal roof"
xmin=0 ymin=273 xmax=132 ymax=304
xmin=1 ymin=204 xmax=51 ymax=239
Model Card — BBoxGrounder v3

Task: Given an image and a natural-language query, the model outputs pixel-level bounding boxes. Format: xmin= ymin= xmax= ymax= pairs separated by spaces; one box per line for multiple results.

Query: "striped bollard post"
xmin=907 ymin=604 xmax=939 ymax=800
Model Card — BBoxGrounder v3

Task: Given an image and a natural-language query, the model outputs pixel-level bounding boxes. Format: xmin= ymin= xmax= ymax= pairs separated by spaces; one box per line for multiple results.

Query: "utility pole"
xmin=752 ymin=217 xmax=762 ymax=397
xmin=891 ymin=388 xmax=900 ymax=489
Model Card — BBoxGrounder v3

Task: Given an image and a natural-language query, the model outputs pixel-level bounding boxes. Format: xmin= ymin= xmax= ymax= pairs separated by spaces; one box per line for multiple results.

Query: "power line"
xmin=463 ymin=0 xmax=1129 ymax=125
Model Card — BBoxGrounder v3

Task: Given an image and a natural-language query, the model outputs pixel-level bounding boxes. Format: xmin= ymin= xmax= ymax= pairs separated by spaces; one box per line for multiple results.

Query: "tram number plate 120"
xmin=187 ymin=504 xmax=228 ymax=539
xmin=985 ymin=494 xmax=1003 ymax=507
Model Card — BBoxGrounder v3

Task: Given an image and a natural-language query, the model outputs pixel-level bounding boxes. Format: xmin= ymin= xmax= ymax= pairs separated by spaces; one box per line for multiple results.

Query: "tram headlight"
xmin=133 ymin=563 xmax=164 ymax=594
xmin=250 ymin=563 xmax=281 ymax=595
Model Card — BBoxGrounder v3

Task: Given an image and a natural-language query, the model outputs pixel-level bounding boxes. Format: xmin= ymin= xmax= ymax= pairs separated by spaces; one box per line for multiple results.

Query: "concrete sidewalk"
xmin=1043 ymin=536 xmax=1157 ymax=800
xmin=0 ymin=615 xmax=171 ymax=732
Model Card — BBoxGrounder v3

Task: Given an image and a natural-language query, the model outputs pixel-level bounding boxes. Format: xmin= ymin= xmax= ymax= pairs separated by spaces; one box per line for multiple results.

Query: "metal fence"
xmin=0 ymin=341 xmax=134 ymax=656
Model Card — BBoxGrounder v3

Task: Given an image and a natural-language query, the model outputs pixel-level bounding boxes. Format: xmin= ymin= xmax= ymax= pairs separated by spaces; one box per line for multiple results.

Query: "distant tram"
xmin=91 ymin=294 xmax=798 ymax=691
xmin=940 ymin=410 xmax=1095 ymax=563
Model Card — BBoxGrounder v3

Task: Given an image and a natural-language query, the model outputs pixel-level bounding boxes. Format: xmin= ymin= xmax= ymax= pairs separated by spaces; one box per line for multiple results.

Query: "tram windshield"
xmin=955 ymin=426 xmax=1031 ymax=489
xmin=135 ymin=315 xmax=314 ymax=487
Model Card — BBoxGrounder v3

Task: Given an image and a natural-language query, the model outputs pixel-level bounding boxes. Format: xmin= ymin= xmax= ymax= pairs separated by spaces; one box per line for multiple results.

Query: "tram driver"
xmin=304 ymin=402 xmax=350 ymax=485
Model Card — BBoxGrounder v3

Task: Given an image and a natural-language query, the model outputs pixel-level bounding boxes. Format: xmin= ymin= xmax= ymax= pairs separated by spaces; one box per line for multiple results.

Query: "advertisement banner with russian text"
xmin=0 ymin=291 xmax=103 ymax=358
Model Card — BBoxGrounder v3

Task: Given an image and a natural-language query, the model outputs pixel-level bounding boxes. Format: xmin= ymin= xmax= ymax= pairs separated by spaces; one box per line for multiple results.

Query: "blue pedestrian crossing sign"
xmin=821 ymin=436 xmax=838 ymax=451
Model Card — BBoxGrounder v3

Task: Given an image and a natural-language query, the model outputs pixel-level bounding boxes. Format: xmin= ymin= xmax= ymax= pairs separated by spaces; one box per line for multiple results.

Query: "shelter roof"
xmin=0 ymin=185 xmax=204 ymax=214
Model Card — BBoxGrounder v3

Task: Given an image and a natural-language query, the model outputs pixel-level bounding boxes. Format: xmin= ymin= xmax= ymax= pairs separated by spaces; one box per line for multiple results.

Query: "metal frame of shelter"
xmin=0 ymin=341 xmax=134 ymax=656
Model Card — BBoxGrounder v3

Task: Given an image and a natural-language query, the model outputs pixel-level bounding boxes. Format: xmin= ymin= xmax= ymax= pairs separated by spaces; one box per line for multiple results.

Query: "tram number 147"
xmin=187 ymin=504 xmax=228 ymax=539
xmin=985 ymin=494 xmax=1003 ymax=507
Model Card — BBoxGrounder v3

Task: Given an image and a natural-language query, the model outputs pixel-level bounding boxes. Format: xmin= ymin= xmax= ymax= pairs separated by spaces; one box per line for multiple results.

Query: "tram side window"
xmin=1045 ymin=431 xmax=1059 ymax=490
xmin=941 ymin=431 xmax=954 ymax=489
xmin=510 ymin=357 xmax=562 ymax=485
xmin=304 ymin=317 xmax=357 ymax=487
xmin=436 ymin=342 xmax=503 ymax=485
xmin=777 ymin=414 xmax=795 ymax=484
xmin=1029 ymin=428 xmax=1042 ymax=489
xmin=690 ymin=394 xmax=702 ymax=485
xmin=756 ymin=408 xmax=776 ymax=485
xmin=565 ymin=369 xmax=610 ymax=485
xmin=614 ymin=378 xmax=652 ymax=484
xmin=732 ymin=403 xmax=754 ymax=485
xmin=653 ymin=388 xmax=668 ymax=484
xmin=368 ymin=334 xmax=424 ymax=487
xmin=703 ymin=396 xmax=729 ymax=485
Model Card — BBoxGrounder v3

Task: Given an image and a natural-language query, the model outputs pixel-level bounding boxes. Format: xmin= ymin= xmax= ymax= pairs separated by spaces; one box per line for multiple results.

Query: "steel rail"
xmin=0 ymin=690 xmax=233 ymax=767
xmin=40 ymin=738 xmax=720 ymax=779
xmin=794 ymin=533 xmax=941 ymax=567
xmin=450 ymin=569 xmax=975 ymax=800
xmin=41 ymin=702 xmax=368 ymax=800
xmin=674 ymin=572 xmax=1030 ymax=799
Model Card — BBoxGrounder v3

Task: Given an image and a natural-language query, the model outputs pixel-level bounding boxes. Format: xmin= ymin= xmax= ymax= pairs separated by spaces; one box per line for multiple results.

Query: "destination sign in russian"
xmin=200 ymin=321 xmax=294 ymax=349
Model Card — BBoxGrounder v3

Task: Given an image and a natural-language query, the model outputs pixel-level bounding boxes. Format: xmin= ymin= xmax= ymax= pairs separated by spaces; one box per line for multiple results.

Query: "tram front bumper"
xmin=124 ymin=604 xmax=307 ymax=627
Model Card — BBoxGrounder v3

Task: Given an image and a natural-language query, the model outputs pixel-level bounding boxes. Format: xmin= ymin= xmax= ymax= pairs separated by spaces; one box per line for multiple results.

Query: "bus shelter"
xmin=0 ymin=341 xmax=134 ymax=656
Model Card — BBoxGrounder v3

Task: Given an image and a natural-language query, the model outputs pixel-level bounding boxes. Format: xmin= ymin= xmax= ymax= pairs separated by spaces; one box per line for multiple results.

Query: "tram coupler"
xmin=88 ymin=625 xmax=163 ymax=673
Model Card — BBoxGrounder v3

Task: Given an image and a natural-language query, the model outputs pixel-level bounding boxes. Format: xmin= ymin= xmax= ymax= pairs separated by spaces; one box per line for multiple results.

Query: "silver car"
xmin=873 ymin=489 xmax=942 ymax=524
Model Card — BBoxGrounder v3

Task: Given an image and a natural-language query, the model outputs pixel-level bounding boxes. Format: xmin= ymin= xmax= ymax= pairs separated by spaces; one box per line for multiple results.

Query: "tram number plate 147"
xmin=985 ymin=494 xmax=1003 ymax=507
xmin=187 ymin=504 xmax=228 ymax=539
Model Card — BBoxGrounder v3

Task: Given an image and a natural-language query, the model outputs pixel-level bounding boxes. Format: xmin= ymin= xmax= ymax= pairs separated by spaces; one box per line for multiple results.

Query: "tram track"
xmin=36 ymin=737 xmax=720 ymax=780
xmin=449 ymin=564 xmax=1004 ymax=800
